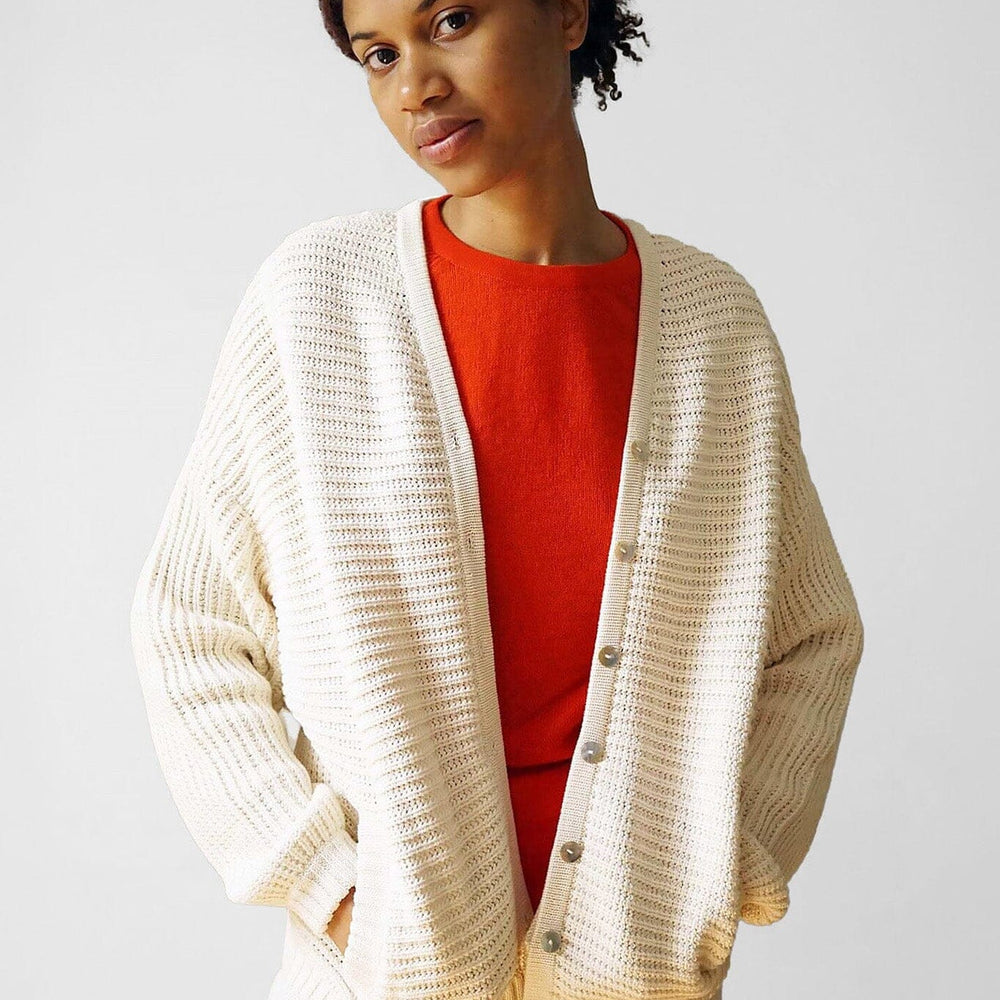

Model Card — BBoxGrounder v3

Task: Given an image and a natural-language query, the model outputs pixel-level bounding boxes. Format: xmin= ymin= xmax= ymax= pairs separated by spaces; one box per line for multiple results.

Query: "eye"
xmin=363 ymin=47 xmax=397 ymax=73
xmin=362 ymin=8 xmax=473 ymax=75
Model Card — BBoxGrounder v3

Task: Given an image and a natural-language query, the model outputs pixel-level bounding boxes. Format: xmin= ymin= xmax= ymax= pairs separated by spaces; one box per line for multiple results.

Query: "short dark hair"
xmin=318 ymin=0 xmax=650 ymax=112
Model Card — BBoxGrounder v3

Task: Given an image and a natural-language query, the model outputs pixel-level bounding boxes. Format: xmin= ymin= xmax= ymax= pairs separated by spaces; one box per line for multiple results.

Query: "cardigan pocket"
xmin=281 ymin=906 xmax=359 ymax=1000
xmin=323 ymin=878 xmax=359 ymax=971
xmin=320 ymin=809 xmax=376 ymax=1000
xmin=689 ymin=855 xmax=740 ymax=997
xmin=316 ymin=922 xmax=354 ymax=975
xmin=694 ymin=905 xmax=738 ymax=988
xmin=692 ymin=844 xmax=741 ymax=990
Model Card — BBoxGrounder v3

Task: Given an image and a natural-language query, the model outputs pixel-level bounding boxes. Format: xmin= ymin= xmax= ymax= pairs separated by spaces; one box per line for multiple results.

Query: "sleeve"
xmin=129 ymin=266 xmax=358 ymax=938
xmin=737 ymin=370 xmax=865 ymax=927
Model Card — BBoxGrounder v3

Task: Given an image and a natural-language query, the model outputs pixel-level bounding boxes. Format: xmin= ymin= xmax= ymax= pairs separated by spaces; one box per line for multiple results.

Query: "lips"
xmin=414 ymin=116 xmax=478 ymax=148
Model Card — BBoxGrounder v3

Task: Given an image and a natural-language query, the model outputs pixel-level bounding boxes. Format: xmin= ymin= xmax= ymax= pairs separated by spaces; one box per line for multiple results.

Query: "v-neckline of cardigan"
xmin=394 ymin=193 xmax=666 ymax=947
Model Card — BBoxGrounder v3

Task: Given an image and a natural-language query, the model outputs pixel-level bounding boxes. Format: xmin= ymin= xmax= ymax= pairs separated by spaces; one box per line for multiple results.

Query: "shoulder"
xmin=642 ymin=227 xmax=770 ymax=320
xmin=640 ymin=224 xmax=787 ymax=365
xmin=204 ymin=208 xmax=399 ymax=398
xmin=254 ymin=206 xmax=400 ymax=292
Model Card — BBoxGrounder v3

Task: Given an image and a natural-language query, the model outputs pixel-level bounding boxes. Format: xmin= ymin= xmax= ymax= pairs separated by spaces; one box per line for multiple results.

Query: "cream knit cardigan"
xmin=131 ymin=195 xmax=864 ymax=1000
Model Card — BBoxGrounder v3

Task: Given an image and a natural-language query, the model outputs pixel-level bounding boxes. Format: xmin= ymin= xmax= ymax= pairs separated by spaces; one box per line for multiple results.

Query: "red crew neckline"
xmin=423 ymin=194 xmax=637 ymax=284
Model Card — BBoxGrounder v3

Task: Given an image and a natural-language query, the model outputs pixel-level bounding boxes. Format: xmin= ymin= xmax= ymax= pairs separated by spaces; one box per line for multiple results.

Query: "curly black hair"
xmin=318 ymin=0 xmax=650 ymax=112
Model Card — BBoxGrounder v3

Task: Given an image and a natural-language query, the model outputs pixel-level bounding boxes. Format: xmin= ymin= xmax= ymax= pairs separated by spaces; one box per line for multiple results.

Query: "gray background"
xmin=4 ymin=1 xmax=997 ymax=997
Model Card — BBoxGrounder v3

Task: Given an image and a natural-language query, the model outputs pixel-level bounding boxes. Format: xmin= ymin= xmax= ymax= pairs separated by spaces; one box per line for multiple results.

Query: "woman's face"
xmin=341 ymin=0 xmax=585 ymax=195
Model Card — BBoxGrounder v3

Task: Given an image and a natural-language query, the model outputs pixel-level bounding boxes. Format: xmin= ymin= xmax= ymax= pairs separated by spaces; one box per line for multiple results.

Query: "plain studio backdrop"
xmin=3 ymin=1 xmax=996 ymax=997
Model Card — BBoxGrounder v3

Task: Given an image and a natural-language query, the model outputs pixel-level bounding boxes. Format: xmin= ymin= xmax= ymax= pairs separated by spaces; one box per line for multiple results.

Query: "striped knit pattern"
xmin=131 ymin=196 xmax=864 ymax=1000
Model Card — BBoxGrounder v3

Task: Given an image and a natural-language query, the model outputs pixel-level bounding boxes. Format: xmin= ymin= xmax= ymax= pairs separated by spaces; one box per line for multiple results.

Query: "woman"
xmin=130 ymin=3 xmax=865 ymax=999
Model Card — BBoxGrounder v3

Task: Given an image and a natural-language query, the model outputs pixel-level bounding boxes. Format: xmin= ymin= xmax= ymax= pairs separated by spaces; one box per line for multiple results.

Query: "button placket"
xmin=398 ymin=198 xmax=663 ymax=1000
xmin=537 ymin=434 xmax=649 ymax=957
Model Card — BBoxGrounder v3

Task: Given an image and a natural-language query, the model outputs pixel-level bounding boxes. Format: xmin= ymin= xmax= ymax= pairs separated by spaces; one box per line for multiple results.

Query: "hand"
xmin=325 ymin=886 xmax=355 ymax=956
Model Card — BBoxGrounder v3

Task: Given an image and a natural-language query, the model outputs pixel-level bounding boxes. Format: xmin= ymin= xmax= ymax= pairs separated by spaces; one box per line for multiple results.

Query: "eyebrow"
xmin=349 ymin=0 xmax=441 ymax=43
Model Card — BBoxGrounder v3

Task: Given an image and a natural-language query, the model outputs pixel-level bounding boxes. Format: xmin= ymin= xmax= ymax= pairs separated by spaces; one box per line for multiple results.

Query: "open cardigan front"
xmin=130 ymin=195 xmax=865 ymax=1000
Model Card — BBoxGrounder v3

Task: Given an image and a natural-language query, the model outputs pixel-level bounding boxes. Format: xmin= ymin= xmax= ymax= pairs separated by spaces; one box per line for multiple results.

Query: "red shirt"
xmin=421 ymin=194 xmax=641 ymax=911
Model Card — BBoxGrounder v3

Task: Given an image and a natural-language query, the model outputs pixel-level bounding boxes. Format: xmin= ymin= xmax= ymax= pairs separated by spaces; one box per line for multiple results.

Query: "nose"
xmin=396 ymin=49 xmax=450 ymax=115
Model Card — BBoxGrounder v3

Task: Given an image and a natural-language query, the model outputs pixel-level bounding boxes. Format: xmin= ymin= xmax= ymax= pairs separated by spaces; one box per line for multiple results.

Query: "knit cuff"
xmin=286 ymin=824 xmax=359 ymax=937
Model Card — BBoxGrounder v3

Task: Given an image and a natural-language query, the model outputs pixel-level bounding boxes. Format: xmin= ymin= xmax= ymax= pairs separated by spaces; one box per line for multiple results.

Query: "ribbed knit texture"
xmin=421 ymin=193 xmax=642 ymax=913
xmin=131 ymin=196 xmax=864 ymax=1000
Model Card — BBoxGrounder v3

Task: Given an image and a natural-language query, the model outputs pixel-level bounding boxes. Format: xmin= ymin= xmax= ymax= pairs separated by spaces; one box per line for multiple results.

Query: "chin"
xmin=427 ymin=174 xmax=490 ymax=199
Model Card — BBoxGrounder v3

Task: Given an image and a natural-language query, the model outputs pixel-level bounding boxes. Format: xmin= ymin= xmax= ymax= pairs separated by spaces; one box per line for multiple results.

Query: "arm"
xmin=130 ymin=266 xmax=357 ymax=938
xmin=737 ymin=379 xmax=865 ymax=926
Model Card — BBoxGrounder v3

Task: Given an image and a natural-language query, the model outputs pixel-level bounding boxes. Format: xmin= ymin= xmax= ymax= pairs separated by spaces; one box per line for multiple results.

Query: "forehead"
xmin=343 ymin=0 xmax=441 ymax=35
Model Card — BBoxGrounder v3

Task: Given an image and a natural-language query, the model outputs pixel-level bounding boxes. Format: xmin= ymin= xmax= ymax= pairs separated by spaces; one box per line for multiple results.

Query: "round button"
xmin=560 ymin=840 xmax=583 ymax=862
xmin=541 ymin=929 xmax=562 ymax=953
xmin=597 ymin=645 xmax=620 ymax=667
xmin=580 ymin=740 xmax=604 ymax=763
xmin=614 ymin=539 xmax=636 ymax=561
xmin=629 ymin=438 xmax=648 ymax=460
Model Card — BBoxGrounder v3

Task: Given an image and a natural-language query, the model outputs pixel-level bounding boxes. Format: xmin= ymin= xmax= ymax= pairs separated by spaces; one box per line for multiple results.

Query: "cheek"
xmin=478 ymin=48 xmax=550 ymax=125
xmin=374 ymin=102 xmax=404 ymax=146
